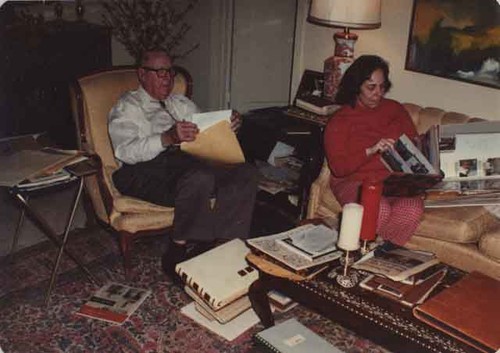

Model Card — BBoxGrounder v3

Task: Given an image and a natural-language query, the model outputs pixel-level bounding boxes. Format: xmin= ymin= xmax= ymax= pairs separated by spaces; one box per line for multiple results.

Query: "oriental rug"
xmin=0 ymin=226 xmax=389 ymax=353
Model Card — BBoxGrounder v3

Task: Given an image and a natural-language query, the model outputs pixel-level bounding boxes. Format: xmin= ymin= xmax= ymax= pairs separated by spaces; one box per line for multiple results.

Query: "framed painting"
xmin=405 ymin=0 xmax=500 ymax=89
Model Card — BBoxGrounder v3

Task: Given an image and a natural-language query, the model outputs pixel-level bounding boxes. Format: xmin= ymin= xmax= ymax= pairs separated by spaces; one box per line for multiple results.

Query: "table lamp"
xmin=336 ymin=202 xmax=363 ymax=288
xmin=359 ymin=180 xmax=382 ymax=254
xmin=308 ymin=0 xmax=381 ymax=100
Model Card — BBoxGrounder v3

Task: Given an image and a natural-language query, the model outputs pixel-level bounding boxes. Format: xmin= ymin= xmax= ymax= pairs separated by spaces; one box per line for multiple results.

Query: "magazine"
xmin=381 ymin=131 xmax=443 ymax=196
xmin=246 ymin=224 xmax=342 ymax=272
xmin=76 ymin=282 xmax=151 ymax=325
xmin=275 ymin=224 xmax=338 ymax=261
xmin=352 ymin=244 xmax=439 ymax=282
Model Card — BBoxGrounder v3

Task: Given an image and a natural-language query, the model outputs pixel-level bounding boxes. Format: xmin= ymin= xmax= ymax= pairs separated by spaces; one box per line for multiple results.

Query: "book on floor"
xmin=76 ymin=282 xmax=151 ymax=325
xmin=175 ymin=238 xmax=258 ymax=311
xmin=275 ymin=224 xmax=338 ymax=261
xmin=254 ymin=318 xmax=344 ymax=353
xmin=352 ymin=243 xmax=439 ymax=282
xmin=413 ymin=271 xmax=500 ymax=353
xmin=246 ymin=224 xmax=342 ymax=273
xmin=184 ymin=285 xmax=251 ymax=324
xmin=359 ymin=266 xmax=447 ymax=307
xmin=267 ymin=290 xmax=297 ymax=313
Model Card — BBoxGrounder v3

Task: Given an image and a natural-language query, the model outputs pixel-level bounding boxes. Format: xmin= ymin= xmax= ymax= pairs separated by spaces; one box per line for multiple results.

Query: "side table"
xmin=239 ymin=107 xmax=324 ymax=222
xmin=8 ymin=156 xmax=101 ymax=305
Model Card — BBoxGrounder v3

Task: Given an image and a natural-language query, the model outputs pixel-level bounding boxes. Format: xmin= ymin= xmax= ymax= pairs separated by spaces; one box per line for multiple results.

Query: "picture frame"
xmin=405 ymin=0 xmax=500 ymax=89
xmin=294 ymin=69 xmax=325 ymax=102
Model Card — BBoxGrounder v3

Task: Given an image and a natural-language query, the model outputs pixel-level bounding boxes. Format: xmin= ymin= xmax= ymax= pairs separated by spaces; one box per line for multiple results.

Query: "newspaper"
xmin=352 ymin=247 xmax=439 ymax=282
xmin=246 ymin=224 xmax=342 ymax=272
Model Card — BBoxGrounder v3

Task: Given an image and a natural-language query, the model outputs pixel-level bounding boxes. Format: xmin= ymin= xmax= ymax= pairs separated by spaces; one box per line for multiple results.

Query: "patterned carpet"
xmin=0 ymin=226 xmax=390 ymax=353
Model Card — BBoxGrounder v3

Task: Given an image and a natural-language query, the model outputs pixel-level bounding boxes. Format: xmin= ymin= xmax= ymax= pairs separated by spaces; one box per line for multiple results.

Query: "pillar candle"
xmin=338 ymin=203 xmax=364 ymax=251
xmin=360 ymin=180 xmax=383 ymax=241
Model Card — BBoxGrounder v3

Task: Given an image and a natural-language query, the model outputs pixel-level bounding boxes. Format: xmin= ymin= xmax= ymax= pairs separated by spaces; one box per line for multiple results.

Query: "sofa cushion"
xmin=479 ymin=229 xmax=500 ymax=262
xmin=415 ymin=206 xmax=499 ymax=243
xmin=406 ymin=235 xmax=500 ymax=280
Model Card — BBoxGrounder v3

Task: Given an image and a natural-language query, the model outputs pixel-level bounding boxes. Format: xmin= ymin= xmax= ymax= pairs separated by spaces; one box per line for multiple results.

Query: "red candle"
xmin=360 ymin=180 xmax=382 ymax=241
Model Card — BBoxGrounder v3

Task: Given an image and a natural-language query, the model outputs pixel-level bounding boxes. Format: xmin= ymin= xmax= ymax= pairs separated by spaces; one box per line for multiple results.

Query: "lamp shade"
xmin=308 ymin=0 xmax=381 ymax=29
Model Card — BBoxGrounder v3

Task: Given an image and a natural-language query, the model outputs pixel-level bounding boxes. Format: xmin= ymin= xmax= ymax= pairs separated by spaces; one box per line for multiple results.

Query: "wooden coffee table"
xmin=248 ymin=260 xmax=480 ymax=353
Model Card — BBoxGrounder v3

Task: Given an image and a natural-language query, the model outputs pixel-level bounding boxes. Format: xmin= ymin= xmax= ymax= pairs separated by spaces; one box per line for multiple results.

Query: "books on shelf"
xmin=352 ymin=244 xmax=439 ymax=282
xmin=254 ymin=318 xmax=344 ymax=353
xmin=413 ymin=271 xmax=500 ymax=353
xmin=275 ymin=224 xmax=338 ymax=261
xmin=359 ymin=266 xmax=447 ymax=307
xmin=246 ymin=224 xmax=342 ymax=273
xmin=381 ymin=131 xmax=443 ymax=196
xmin=76 ymin=282 xmax=151 ymax=325
xmin=175 ymin=239 xmax=258 ymax=311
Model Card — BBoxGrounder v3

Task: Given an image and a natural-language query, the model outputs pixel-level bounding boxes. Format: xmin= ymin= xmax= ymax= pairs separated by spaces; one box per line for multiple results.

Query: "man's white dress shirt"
xmin=108 ymin=86 xmax=200 ymax=165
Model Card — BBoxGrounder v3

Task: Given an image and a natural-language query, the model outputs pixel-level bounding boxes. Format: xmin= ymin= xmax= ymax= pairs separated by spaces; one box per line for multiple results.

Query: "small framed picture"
xmin=456 ymin=159 xmax=478 ymax=178
xmin=484 ymin=157 xmax=500 ymax=176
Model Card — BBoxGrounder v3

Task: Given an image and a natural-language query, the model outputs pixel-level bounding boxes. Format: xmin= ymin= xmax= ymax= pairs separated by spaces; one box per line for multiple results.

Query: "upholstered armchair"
xmin=70 ymin=66 xmax=193 ymax=274
xmin=307 ymin=103 xmax=500 ymax=280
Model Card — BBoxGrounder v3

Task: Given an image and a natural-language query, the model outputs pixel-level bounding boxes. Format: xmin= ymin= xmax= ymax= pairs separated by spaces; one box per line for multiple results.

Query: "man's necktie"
xmin=158 ymin=100 xmax=179 ymax=122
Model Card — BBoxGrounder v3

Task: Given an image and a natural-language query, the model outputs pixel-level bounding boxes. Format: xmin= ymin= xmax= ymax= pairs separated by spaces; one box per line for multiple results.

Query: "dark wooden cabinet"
xmin=0 ymin=19 xmax=111 ymax=148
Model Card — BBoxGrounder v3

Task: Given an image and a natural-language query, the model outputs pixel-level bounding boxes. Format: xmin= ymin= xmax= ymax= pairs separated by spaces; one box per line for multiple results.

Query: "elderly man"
xmin=108 ymin=49 xmax=258 ymax=279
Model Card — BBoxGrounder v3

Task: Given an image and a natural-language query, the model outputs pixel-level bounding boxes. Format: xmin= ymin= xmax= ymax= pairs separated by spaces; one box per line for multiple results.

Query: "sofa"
xmin=306 ymin=103 xmax=500 ymax=280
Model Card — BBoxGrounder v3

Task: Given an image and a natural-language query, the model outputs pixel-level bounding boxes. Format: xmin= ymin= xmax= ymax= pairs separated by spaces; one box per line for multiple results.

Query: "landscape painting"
xmin=405 ymin=0 xmax=500 ymax=89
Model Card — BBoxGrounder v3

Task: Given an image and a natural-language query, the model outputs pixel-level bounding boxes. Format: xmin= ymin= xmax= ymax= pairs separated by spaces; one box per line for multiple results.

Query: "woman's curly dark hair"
xmin=335 ymin=55 xmax=392 ymax=107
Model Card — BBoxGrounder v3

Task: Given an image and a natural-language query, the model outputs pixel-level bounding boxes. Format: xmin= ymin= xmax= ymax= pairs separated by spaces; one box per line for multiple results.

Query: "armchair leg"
xmin=119 ymin=231 xmax=133 ymax=277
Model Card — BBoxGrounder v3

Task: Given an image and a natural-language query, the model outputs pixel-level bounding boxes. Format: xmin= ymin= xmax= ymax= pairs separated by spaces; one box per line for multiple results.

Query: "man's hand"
xmin=161 ymin=121 xmax=199 ymax=146
xmin=366 ymin=138 xmax=395 ymax=156
xmin=230 ymin=110 xmax=242 ymax=133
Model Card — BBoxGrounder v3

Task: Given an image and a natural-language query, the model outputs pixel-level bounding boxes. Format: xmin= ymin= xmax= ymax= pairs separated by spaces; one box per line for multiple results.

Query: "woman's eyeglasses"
xmin=142 ymin=66 xmax=176 ymax=79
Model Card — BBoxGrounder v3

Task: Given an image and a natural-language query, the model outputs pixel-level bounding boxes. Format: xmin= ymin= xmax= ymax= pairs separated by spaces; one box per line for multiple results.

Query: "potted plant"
xmin=101 ymin=0 xmax=199 ymax=62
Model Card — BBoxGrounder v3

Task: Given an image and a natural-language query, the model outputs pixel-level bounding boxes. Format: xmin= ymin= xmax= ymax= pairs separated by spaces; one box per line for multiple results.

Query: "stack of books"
xmin=354 ymin=244 xmax=447 ymax=307
xmin=175 ymin=239 xmax=259 ymax=324
xmin=246 ymin=224 xmax=342 ymax=279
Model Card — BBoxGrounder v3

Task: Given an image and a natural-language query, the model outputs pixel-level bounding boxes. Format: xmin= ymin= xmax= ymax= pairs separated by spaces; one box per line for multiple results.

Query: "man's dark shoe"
xmin=161 ymin=241 xmax=187 ymax=285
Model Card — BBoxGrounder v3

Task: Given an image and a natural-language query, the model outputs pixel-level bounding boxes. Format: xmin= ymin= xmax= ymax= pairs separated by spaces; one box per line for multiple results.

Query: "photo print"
xmin=484 ymin=157 xmax=500 ymax=176
xmin=457 ymin=159 xmax=478 ymax=178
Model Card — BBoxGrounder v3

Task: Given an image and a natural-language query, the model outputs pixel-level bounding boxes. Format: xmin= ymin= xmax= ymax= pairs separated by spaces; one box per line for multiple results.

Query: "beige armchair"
xmin=70 ymin=66 xmax=193 ymax=274
xmin=307 ymin=103 xmax=500 ymax=280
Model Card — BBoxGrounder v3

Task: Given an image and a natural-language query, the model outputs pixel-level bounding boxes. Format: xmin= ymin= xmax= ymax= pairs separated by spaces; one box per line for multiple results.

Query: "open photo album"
xmin=381 ymin=129 xmax=443 ymax=196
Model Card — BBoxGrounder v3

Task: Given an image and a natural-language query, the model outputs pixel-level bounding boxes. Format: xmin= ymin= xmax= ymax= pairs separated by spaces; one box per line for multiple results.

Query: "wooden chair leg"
xmin=119 ymin=231 xmax=133 ymax=277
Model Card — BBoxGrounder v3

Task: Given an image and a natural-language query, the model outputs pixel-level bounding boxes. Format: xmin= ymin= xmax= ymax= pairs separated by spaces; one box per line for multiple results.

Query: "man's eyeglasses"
xmin=141 ymin=66 xmax=176 ymax=79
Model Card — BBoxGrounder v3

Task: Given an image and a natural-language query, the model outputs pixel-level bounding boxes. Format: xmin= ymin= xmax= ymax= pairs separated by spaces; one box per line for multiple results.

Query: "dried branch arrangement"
xmin=101 ymin=0 xmax=199 ymax=61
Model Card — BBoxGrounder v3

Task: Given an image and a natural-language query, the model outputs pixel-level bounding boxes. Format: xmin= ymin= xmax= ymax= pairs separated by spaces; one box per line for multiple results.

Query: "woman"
xmin=324 ymin=55 xmax=423 ymax=245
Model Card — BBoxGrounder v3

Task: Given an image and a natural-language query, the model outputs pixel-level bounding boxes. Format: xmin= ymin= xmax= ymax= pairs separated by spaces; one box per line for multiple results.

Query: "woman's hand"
xmin=161 ymin=121 xmax=199 ymax=146
xmin=230 ymin=110 xmax=242 ymax=132
xmin=366 ymin=138 xmax=395 ymax=156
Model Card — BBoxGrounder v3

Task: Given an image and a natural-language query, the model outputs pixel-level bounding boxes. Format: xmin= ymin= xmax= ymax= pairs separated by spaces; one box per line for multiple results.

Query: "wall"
xmin=293 ymin=0 xmax=500 ymax=120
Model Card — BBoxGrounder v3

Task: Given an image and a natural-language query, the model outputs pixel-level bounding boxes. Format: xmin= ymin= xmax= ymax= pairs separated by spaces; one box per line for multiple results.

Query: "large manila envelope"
xmin=180 ymin=110 xmax=245 ymax=164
